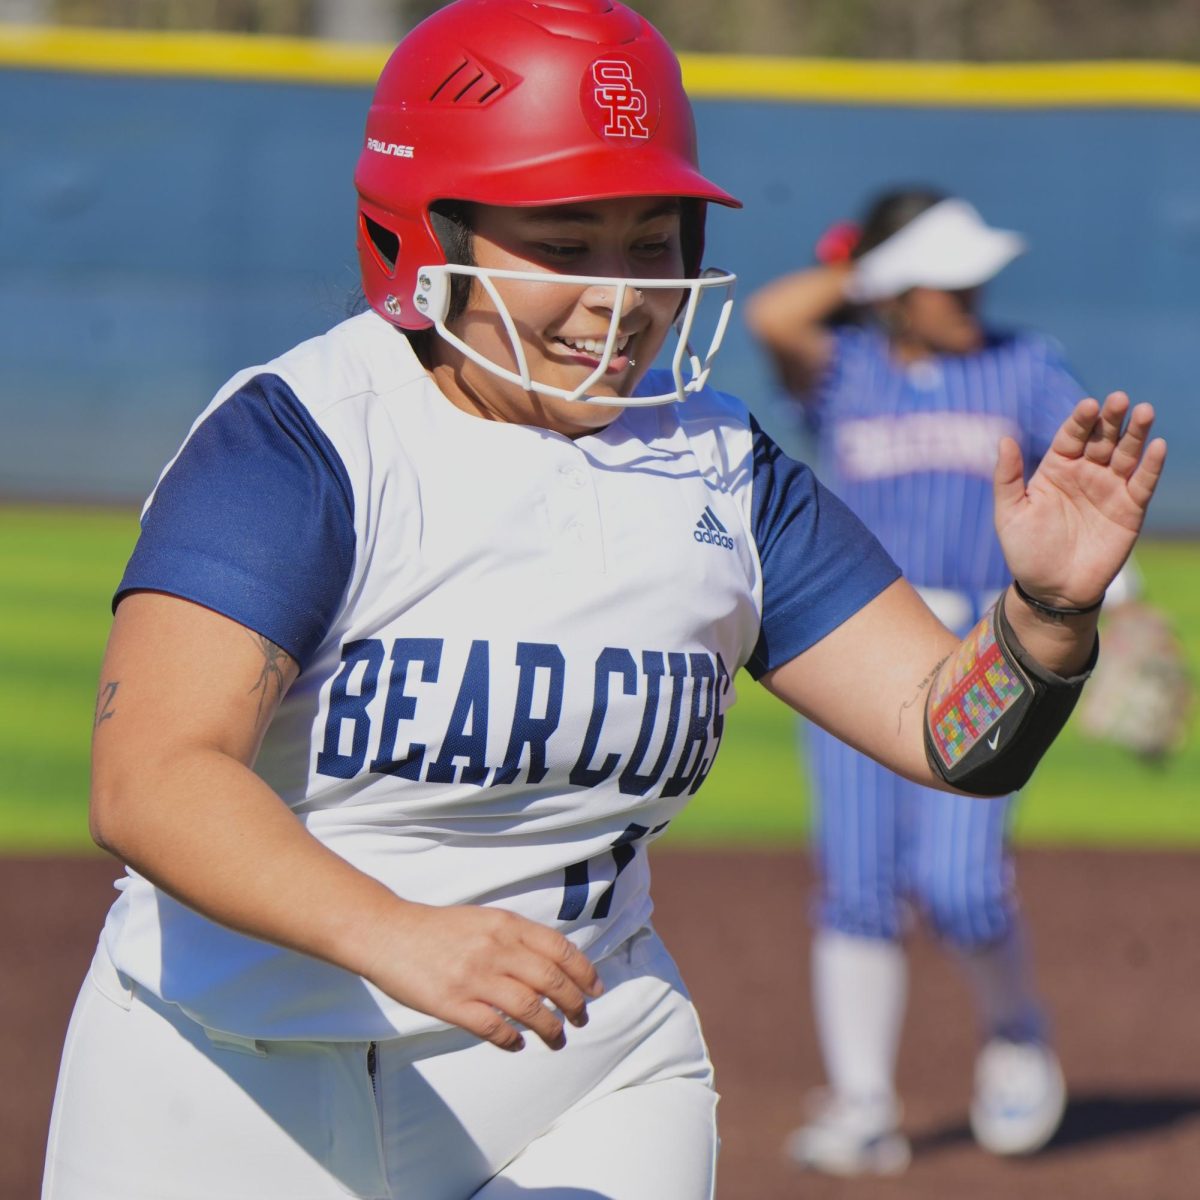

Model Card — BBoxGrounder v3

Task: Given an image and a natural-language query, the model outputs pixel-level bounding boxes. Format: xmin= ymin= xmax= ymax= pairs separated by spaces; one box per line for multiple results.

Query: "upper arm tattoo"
xmin=94 ymin=681 xmax=119 ymax=729
xmin=246 ymin=631 xmax=293 ymax=719
xmin=896 ymin=654 xmax=950 ymax=736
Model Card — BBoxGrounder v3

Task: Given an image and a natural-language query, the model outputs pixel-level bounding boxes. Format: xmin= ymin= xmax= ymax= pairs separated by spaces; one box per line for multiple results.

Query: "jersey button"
xmin=560 ymin=465 xmax=586 ymax=488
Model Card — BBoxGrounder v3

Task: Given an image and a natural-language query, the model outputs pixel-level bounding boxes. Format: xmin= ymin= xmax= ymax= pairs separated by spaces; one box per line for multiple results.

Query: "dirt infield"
xmin=6 ymin=848 xmax=1198 ymax=1200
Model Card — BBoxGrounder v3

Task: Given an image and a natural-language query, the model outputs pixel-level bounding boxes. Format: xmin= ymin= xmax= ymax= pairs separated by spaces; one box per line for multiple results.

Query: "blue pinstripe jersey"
xmin=809 ymin=326 xmax=1086 ymax=595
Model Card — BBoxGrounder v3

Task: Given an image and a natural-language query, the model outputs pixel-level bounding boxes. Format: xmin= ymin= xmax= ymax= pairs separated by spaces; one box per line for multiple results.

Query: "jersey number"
xmin=557 ymin=820 xmax=668 ymax=921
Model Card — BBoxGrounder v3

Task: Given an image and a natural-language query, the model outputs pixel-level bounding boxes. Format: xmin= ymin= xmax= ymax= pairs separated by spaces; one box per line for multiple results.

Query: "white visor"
xmin=412 ymin=265 xmax=736 ymax=406
xmin=845 ymin=198 xmax=1027 ymax=303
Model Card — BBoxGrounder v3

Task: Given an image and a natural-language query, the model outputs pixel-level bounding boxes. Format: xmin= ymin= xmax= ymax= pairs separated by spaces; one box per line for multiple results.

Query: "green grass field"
xmin=2 ymin=505 xmax=1197 ymax=851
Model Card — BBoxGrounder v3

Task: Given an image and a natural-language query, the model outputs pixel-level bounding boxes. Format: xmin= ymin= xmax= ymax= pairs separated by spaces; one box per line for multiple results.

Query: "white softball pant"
xmin=41 ymin=925 xmax=718 ymax=1200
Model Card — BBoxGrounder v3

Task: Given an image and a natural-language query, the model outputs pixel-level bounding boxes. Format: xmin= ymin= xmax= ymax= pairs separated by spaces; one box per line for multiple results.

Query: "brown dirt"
xmin=5 ymin=848 xmax=1198 ymax=1200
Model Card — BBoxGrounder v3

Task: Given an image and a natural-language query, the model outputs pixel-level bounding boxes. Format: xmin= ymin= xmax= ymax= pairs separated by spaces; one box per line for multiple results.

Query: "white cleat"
xmin=970 ymin=1039 xmax=1067 ymax=1156
xmin=785 ymin=1091 xmax=912 ymax=1176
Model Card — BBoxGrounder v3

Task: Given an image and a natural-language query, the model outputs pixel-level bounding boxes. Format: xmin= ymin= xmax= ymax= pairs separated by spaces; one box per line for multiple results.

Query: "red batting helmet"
xmin=354 ymin=0 xmax=740 ymax=331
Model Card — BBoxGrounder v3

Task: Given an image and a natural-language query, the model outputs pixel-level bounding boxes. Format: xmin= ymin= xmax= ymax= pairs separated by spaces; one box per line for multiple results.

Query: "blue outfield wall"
xmin=1 ymin=41 xmax=1198 ymax=530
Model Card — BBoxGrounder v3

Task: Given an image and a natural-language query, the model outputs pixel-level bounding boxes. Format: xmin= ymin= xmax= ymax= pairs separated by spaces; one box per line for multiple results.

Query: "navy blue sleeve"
xmin=745 ymin=418 xmax=901 ymax=679
xmin=116 ymin=374 xmax=356 ymax=669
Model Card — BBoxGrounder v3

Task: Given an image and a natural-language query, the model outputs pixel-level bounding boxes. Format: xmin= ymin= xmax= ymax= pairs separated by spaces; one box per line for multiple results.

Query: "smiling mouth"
xmin=555 ymin=333 xmax=633 ymax=366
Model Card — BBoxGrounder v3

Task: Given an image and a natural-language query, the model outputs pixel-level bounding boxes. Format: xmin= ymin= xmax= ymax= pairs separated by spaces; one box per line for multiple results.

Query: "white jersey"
xmin=101 ymin=310 xmax=898 ymax=1041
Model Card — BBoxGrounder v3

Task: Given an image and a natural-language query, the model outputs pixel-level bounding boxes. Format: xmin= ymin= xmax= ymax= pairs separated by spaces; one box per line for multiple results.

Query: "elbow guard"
xmin=924 ymin=591 xmax=1098 ymax=796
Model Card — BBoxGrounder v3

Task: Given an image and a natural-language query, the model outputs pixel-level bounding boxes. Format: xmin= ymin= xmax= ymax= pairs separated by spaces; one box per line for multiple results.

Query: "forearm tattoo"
xmin=246 ymin=632 xmax=290 ymax=718
xmin=897 ymin=654 xmax=951 ymax=736
xmin=94 ymin=681 xmax=119 ymax=729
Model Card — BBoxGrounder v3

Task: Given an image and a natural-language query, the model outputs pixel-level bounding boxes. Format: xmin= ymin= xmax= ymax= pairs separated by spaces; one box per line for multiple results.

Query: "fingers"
xmin=1107 ymin=401 xmax=1156 ymax=477
xmin=493 ymin=977 xmax=571 ymax=1049
xmin=482 ymin=927 xmax=602 ymax=1050
xmin=1128 ymin=436 xmax=1168 ymax=510
xmin=431 ymin=975 xmax=575 ymax=1054
xmin=1082 ymin=395 xmax=1165 ymax=511
xmin=452 ymin=913 xmax=601 ymax=1052
xmin=451 ymin=1000 xmax=528 ymax=1052
xmin=1050 ymin=393 xmax=1164 ymax=495
xmin=1048 ymin=395 xmax=1101 ymax=458
xmin=378 ymin=904 xmax=605 ymax=1053
xmin=992 ymin=434 xmax=1026 ymax=515
xmin=450 ymin=938 xmax=598 ymax=1051
xmin=501 ymin=946 xmax=590 ymax=1030
xmin=522 ymin=921 xmax=603 ymax=1001
xmin=1083 ymin=391 xmax=1131 ymax=465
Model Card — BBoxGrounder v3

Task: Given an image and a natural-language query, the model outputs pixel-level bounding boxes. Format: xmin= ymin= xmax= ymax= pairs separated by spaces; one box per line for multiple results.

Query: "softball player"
xmin=746 ymin=188 xmax=1124 ymax=1173
xmin=42 ymin=6 xmax=1163 ymax=1198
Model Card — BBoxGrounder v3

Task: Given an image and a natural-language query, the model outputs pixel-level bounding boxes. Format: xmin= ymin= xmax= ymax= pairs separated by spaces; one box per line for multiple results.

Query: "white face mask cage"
xmin=409 ymin=265 xmax=737 ymax=406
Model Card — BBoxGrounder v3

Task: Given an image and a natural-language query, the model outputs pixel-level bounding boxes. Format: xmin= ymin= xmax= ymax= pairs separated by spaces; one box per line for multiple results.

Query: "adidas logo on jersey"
xmin=693 ymin=506 xmax=734 ymax=549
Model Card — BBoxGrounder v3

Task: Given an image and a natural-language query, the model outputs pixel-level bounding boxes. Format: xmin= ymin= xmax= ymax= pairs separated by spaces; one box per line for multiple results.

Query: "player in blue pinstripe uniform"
xmin=747 ymin=188 xmax=1102 ymax=1173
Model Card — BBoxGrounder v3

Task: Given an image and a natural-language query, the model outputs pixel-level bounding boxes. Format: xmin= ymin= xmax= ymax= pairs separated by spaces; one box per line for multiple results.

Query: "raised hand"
xmin=361 ymin=901 xmax=603 ymax=1052
xmin=993 ymin=391 xmax=1166 ymax=608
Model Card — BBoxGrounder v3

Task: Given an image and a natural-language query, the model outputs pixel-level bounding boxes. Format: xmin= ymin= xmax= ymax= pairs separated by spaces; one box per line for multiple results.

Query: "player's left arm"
xmin=763 ymin=390 xmax=1166 ymax=793
xmin=761 ymin=576 xmax=960 ymax=786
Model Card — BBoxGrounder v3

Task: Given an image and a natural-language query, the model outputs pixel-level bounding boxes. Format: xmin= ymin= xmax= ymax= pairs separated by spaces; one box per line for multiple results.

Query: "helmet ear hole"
xmin=362 ymin=213 xmax=400 ymax=273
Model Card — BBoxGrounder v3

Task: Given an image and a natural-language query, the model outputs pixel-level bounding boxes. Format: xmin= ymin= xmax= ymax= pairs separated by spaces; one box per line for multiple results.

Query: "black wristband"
xmin=924 ymin=591 xmax=1098 ymax=796
xmin=1012 ymin=578 xmax=1104 ymax=620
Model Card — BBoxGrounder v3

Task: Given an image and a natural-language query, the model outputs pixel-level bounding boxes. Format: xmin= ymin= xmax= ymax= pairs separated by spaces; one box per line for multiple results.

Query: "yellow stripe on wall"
xmin=682 ymin=56 xmax=1200 ymax=108
xmin=3 ymin=24 xmax=1200 ymax=107
xmin=0 ymin=24 xmax=390 ymax=85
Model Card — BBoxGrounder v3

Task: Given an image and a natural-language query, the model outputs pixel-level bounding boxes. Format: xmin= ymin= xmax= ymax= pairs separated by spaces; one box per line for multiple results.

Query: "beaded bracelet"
xmin=1012 ymin=578 xmax=1104 ymax=620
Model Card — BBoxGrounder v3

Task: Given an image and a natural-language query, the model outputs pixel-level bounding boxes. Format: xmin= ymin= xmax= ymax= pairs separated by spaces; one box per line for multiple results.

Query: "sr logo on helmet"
xmin=581 ymin=55 xmax=659 ymax=142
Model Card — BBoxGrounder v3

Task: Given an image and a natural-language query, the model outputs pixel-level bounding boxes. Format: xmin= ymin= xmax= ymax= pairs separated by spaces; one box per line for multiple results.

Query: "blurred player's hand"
xmin=359 ymin=902 xmax=602 ymax=1051
xmin=993 ymin=391 xmax=1166 ymax=609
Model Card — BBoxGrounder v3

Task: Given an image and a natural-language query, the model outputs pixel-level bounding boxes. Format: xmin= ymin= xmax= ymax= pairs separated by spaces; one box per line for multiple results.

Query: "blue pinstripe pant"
xmin=807 ymin=721 xmax=1017 ymax=949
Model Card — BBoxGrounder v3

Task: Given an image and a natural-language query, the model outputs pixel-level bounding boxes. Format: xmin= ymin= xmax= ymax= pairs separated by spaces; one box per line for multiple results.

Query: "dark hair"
xmin=429 ymin=201 xmax=477 ymax=318
xmin=400 ymin=200 xmax=477 ymax=362
xmin=853 ymin=186 xmax=948 ymax=259
xmin=679 ymin=198 xmax=705 ymax=278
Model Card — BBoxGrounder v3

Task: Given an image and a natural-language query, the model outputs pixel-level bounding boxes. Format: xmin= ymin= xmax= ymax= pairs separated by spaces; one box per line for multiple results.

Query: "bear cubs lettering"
xmin=316 ymin=637 xmax=730 ymax=799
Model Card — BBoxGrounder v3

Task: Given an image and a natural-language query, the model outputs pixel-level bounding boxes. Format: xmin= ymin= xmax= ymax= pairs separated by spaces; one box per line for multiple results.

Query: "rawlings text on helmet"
xmin=367 ymin=138 xmax=414 ymax=158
